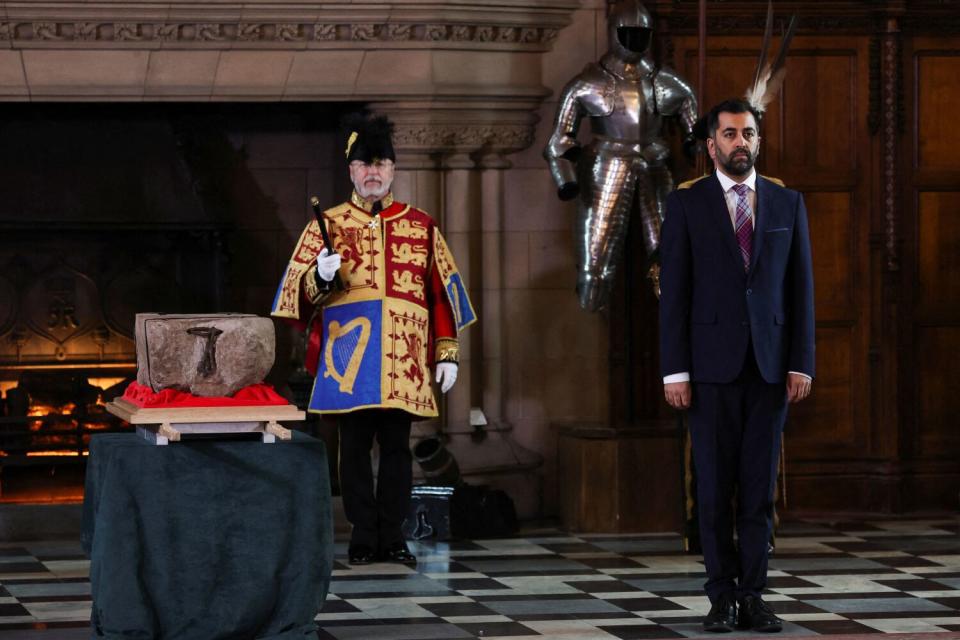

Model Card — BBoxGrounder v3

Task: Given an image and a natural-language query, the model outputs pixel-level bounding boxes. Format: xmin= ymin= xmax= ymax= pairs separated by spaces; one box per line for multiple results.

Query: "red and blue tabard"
xmin=271 ymin=195 xmax=475 ymax=418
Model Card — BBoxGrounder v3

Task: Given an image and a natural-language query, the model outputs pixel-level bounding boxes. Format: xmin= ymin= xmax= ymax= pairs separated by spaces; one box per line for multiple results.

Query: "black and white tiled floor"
xmin=1 ymin=518 xmax=959 ymax=639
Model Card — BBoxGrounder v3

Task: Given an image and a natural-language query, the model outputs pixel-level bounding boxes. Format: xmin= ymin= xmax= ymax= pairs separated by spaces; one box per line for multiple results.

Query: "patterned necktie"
xmin=732 ymin=183 xmax=753 ymax=271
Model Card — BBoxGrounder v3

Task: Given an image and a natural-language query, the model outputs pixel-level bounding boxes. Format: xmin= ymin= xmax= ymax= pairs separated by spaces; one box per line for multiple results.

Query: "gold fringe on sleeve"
xmin=303 ymin=269 xmax=333 ymax=305
xmin=435 ymin=338 xmax=460 ymax=364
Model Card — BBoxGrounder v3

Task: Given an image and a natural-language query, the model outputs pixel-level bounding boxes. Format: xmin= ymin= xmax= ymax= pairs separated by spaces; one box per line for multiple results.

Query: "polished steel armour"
xmin=544 ymin=0 xmax=697 ymax=311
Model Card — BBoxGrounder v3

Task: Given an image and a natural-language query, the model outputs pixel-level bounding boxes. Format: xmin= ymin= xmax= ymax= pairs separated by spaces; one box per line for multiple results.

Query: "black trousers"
xmin=687 ymin=346 xmax=787 ymax=603
xmin=338 ymin=409 xmax=412 ymax=550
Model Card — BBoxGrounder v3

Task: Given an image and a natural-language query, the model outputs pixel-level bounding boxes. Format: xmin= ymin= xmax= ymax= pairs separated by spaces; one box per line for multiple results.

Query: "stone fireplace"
xmin=0 ymin=0 xmax=578 ymax=515
xmin=0 ymin=105 xmax=236 ymax=501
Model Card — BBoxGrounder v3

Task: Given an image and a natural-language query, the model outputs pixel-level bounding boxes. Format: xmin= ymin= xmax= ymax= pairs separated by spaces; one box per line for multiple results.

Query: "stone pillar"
xmin=383 ymin=107 xmax=543 ymax=517
xmin=439 ymin=152 xmax=478 ymax=432
xmin=392 ymin=152 xmax=443 ymax=219
xmin=478 ymin=153 xmax=509 ymax=425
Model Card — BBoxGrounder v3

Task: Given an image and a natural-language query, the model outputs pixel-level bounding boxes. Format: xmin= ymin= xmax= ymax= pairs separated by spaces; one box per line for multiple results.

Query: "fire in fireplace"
xmin=1 ymin=372 xmax=129 ymax=457
xmin=0 ymin=371 xmax=132 ymax=502
xmin=0 ymin=103 xmax=341 ymax=502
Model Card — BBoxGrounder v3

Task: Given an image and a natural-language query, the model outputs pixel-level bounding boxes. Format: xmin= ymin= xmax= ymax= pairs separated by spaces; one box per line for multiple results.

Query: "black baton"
xmin=309 ymin=196 xmax=344 ymax=291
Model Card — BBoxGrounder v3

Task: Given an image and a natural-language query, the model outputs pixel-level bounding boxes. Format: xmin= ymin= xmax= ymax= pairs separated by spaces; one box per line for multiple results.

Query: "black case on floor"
xmin=403 ymin=486 xmax=454 ymax=541
xmin=403 ymin=484 xmax=519 ymax=541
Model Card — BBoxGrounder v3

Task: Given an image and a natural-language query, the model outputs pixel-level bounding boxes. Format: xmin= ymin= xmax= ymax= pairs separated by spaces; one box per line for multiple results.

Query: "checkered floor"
xmin=1 ymin=518 xmax=958 ymax=639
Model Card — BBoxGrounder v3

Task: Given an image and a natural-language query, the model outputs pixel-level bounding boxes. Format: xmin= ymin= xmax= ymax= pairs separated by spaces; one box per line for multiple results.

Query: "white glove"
xmin=435 ymin=362 xmax=458 ymax=394
xmin=315 ymin=248 xmax=342 ymax=282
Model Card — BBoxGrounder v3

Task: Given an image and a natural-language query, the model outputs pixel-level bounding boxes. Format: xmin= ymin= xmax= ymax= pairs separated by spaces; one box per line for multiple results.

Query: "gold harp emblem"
xmin=323 ymin=317 xmax=372 ymax=394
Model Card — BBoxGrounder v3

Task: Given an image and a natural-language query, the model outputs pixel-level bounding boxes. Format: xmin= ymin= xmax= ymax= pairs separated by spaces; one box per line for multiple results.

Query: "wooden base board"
xmin=106 ymin=398 xmax=304 ymax=424
xmin=782 ymin=468 xmax=960 ymax=513
xmin=108 ymin=400 xmax=303 ymax=446
xmin=555 ymin=421 xmax=683 ymax=533
xmin=136 ymin=421 xmax=292 ymax=445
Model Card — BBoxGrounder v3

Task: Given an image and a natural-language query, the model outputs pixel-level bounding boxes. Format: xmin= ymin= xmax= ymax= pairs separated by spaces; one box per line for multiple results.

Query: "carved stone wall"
xmin=0 ymin=0 xmax=579 ymax=518
xmin=0 ymin=0 xmax=575 ymax=103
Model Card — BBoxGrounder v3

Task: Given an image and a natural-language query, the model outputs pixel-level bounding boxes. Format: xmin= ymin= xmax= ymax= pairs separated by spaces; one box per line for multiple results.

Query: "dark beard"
xmin=720 ymin=149 xmax=754 ymax=176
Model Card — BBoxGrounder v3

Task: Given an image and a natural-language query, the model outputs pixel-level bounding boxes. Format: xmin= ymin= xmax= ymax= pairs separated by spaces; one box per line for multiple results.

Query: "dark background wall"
xmin=612 ymin=0 xmax=960 ymax=515
xmin=0 ymin=103 xmax=353 ymax=391
xmin=0 ymin=0 xmax=956 ymax=519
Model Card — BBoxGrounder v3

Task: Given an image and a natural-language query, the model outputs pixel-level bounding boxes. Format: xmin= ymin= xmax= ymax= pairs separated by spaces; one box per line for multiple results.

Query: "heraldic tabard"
xmin=271 ymin=196 xmax=475 ymax=418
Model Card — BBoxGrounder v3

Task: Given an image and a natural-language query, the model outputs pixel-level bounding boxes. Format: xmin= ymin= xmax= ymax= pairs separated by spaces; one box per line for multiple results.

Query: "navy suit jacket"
xmin=659 ymin=174 xmax=815 ymax=384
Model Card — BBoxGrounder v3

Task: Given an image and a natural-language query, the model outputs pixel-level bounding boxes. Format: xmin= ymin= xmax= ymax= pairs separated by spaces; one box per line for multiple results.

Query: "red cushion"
xmin=121 ymin=381 xmax=289 ymax=408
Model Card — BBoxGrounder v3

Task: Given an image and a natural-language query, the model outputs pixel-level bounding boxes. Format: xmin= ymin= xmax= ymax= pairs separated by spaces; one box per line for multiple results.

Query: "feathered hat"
xmin=745 ymin=1 xmax=797 ymax=116
xmin=691 ymin=1 xmax=797 ymax=141
xmin=342 ymin=113 xmax=396 ymax=164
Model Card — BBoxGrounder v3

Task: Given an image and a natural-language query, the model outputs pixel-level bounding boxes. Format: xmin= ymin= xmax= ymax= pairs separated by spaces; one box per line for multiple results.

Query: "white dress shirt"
xmin=663 ymin=169 xmax=811 ymax=384
xmin=717 ymin=168 xmax=757 ymax=229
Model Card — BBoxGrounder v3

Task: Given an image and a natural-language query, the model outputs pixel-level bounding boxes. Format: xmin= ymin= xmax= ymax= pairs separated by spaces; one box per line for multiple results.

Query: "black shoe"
xmin=703 ymin=593 xmax=737 ymax=632
xmin=380 ymin=542 xmax=416 ymax=563
xmin=348 ymin=544 xmax=377 ymax=565
xmin=738 ymin=595 xmax=783 ymax=632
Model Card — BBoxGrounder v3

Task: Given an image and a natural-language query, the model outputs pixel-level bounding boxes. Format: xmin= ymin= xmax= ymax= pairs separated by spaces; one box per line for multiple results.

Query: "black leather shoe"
xmin=738 ymin=595 xmax=783 ymax=632
xmin=380 ymin=542 xmax=416 ymax=563
xmin=703 ymin=593 xmax=737 ymax=632
xmin=348 ymin=545 xmax=377 ymax=565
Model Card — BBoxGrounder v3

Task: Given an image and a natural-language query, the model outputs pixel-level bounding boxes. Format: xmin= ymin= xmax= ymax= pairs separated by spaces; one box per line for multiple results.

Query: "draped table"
xmin=82 ymin=431 xmax=333 ymax=640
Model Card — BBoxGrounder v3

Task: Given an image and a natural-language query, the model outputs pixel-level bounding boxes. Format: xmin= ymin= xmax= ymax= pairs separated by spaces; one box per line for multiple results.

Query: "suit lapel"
xmin=703 ymin=174 xmax=747 ymax=276
xmin=749 ymin=176 xmax=773 ymax=274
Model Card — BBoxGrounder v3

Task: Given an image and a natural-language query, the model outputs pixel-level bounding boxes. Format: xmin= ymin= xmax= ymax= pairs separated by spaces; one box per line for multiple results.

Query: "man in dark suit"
xmin=659 ymin=99 xmax=815 ymax=633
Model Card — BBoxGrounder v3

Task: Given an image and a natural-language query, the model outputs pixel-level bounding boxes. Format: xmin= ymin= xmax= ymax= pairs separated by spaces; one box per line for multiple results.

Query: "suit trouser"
xmin=687 ymin=346 xmax=787 ymax=602
xmin=338 ymin=409 xmax=412 ymax=550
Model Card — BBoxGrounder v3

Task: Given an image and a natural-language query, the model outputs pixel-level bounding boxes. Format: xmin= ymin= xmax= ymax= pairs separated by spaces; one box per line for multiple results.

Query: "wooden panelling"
xmin=600 ymin=11 xmax=960 ymax=518
xmin=805 ymin=191 xmax=854 ymax=319
xmin=917 ymin=191 xmax=960 ymax=319
xmin=557 ymin=425 xmax=682 ymax=532
xmin=917 ymin=327 xmax=960 ymax=457
xmin=910 ymin=41 xmax=960 ymax=498
xmin=788 ymin=327 xmax=856 ymax=456
xmin=782 ymin=53 xmax=858 ymax=178
xmin=917 ymin=55 xmax=960 ymax=170
xmin=900 ymin=40 xmax=960 ymax=509
xmin=676 ymin=38 xmax=866 ymax=187
xmin=681 ymin=45 xmax=758 ymax=111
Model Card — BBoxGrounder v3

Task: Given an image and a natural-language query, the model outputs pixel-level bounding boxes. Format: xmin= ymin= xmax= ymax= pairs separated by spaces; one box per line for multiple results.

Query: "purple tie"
xmin=732 ymin=183 xmax=753 ymax=271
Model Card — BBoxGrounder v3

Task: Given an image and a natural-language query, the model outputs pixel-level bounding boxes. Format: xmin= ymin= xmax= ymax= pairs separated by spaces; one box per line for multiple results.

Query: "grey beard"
xmin=354 ymin=181 xmax=391 ymax=199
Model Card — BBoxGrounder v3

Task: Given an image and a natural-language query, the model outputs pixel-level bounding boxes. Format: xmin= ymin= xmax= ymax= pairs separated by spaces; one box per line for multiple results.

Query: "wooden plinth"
xmin=555 ymin=420 xmax=683 ymax=533
xmin=106 ymin=399 xmax=304 ymax=445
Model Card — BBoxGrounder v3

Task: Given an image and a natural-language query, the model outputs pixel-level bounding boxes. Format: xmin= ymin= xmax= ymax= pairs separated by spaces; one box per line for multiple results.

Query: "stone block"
xmin=23 ymin=50 xmax=150 ymax=97
xmin=213 ymin=51 xmax=294 ymax=97
xmin=504 ymin=168 xmax=576 ymax=232
xmin=145 ymin=51 xmax=219 ymax=97
xmin=136 ymin=313 xmax=275 ymax=397
xmin=285 ymin=51 xmax=365 ymax=98
xmin=529 ymin=229 xmax=576 ymax=289
xmin=432 ymin=51 xmax=541 ymax=87
xmin=355 ymin=50 xmax=431 ymax=93
xmin=542 ymin=9 xmax=599 ymax=91
xmin=0 ymin=51 xmax=28 ymax=97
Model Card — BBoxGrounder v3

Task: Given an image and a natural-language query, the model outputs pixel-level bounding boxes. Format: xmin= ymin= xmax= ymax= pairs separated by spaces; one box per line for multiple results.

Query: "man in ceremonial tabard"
xmin=271 ymin=114 xmax=475 ymax=565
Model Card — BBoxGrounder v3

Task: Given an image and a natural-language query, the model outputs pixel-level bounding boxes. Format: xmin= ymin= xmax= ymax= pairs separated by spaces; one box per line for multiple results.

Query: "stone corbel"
xmin=387 ymin=107 xmax=539 ymax=160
